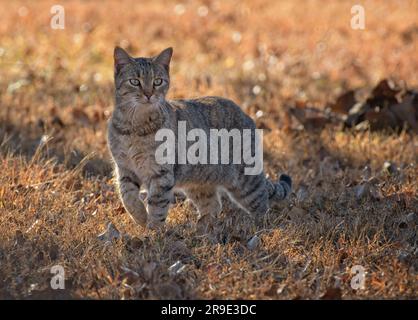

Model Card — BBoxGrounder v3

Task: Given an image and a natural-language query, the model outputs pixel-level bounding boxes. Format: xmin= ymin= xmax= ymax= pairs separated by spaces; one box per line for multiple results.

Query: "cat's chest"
xmin=116 ymin=135 xmax=159 ymax=176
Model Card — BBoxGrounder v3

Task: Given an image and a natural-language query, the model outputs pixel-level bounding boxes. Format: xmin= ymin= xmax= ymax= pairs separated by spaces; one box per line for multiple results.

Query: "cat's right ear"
xmin=114 ymin=47 xmax=132 ymax=75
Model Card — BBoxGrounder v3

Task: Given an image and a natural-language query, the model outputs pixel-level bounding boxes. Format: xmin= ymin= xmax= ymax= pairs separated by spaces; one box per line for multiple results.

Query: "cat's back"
xmin=169 ymin=96 xmax=255 ymax=130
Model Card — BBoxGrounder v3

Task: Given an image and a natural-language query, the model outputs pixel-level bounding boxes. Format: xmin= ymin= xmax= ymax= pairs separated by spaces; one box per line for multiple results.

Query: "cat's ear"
xmin=153 ymin=47 xmax=173 ymax=69
xmin=114 ymin=46 xmax=132 ymax=73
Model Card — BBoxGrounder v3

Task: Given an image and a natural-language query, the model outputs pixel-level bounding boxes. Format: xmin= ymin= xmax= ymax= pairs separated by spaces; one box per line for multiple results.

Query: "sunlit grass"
xmin=0 ymin=0 xmax=417 ymax=299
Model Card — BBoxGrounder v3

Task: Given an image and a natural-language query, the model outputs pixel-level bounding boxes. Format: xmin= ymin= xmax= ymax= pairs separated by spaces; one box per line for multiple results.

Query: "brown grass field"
xmin=0 ymin=0 xmax=417 ymax=299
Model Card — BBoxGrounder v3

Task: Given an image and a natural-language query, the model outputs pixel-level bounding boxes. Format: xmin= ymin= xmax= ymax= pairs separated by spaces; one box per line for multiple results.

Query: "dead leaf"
xmin=51 ymin=116 xmax=65 ymax=128
xmin=364 ymin=106 xmax=398 ymax=131
xmin=390 ymin=94 xmax=418 ymax=132
xmin=371 ymin=79 xmax=402 ymax=99
xmin=247 ymin=235 xmax=260 ymax=250
xmin=14 ymin=230 xmax=26 ymax=246
xmin=168 ymin=260 xmax=186 ymax=276
xmin=125 ymin=237 xmax=143 ymax=251
xmin=296 ymin=184 xmax=309 ymax=203
xmin=142 ymin=261 xmax=157 ymax=280
xmin=196 ymin=214 xmax=214 ymax=235
xmin=406 ymin=212 xmax=417 ymax=225
xmin=320 ymin=287 xmax=342 ymax=300
xmin=169 ymin=240 xmax=191 ymax=260
xmin=383 ymin=161 xmax=398 ymax=175
xmin=263 ymin=283 xmax=279 ymax=297
xmin=48 ymin=244 xmax=59 ymax=261
xmin=288 ymin=206 xmax=308 ymax=222
xmin=332 ymin=90 xmax=356 ymax=114
xmin=340 ymin=79 xmax=418 ymax=132
xmin=289 ymin=106 xmax=330 ymax=131
xmin=72 ymin=108 xmax=90 ymax=126
xmin=402 ymin=24 xmax=418 ymax=43
xmin=355 ymin=183 xmax=369 ymax=200
xmin=204 ymin=263 xmax=222 ymax=281
xmin=97 ymin=222 xmax=120 ymax=243
xmin=119 ymin=266 xmax=139 ymax=285
xmin=344 ymin=102 xmax=368 ymax=127
xmin=355 ymin=182 xmax=382 ymax=200
xmin=155 ymin=282 xmax=182 ymax=299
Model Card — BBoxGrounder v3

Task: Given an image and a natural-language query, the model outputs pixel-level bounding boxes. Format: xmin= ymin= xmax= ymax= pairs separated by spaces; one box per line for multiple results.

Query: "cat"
xmin=107 ymin=46 xmax=292 ymax=230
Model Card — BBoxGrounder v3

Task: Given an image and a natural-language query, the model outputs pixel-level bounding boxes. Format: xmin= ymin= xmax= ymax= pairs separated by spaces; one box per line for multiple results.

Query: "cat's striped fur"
xmin=107 ymin=47 xmax=292 ymax=229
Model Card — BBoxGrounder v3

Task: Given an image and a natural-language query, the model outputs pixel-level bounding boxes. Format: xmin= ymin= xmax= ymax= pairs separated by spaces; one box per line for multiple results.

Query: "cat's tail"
xmin=267 ymin=174 xmax=292 ymax=204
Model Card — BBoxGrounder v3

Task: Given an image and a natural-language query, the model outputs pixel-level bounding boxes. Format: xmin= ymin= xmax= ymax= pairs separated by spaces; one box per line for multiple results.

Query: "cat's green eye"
xmin=153 ymin=78 xmax=163 ymax=86
xmin=129 ymin=79 xmax=140 ymax=86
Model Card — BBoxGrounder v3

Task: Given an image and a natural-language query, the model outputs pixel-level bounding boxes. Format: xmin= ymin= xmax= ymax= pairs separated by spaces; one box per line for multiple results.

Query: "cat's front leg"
xmin=146 ymin=166 xmax=175 ymax=230
xmin=115 ymin=166 xmax=148 ymax=227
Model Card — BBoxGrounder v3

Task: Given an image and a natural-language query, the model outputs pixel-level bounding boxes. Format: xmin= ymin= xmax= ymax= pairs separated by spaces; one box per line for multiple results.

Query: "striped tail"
xmin=267 ymin=174 xmax=292 ymax=203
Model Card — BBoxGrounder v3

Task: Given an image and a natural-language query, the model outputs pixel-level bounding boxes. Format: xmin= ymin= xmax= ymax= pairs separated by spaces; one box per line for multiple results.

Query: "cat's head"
xmin=114 ymin=47 xmax=172 ymax=106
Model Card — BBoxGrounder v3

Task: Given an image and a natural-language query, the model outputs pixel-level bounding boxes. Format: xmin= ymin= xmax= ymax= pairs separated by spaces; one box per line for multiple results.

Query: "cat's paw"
xmin=147 ymin=218 xmax=166 ymax=231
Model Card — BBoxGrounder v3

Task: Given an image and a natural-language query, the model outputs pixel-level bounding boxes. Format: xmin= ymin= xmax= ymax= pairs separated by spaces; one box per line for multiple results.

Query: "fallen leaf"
xmin=168 ymin=260 xmax=186 ymax=276
xmin=119 ymin=266 xmax=139 ymax=285
xmin=402 ymin=24 xmax=418 ymax=43
xmin=72 ymin=108 xmax=90 ymax=126
xmin=125 ymin=237 xmax=143 ymax=251
xmin=344 ymin=102 xmax=369 ymax=127
xmin=406 ymin=212 xmax=417 ymax=225
xmin=51 ymin=116 xmax=65 ymax=128
xmin=355 ymin=183 xmax=369 ymax=200
xmin=48 ymin=244 xmax=59 ymax=261
xmin=371 ymin=79 xmax=402 ymax=99
xmin=169 ymin=240 xmax=191 ymax=260
xmin=142 ymin=262 xmax=157 ymax=280
xmin=288 ymin=206 xmax=308 ymax=222
xmin=390 ymin=94 xmax=418 ymax=132
xmin=320 ymin=287 xmax=342 ymax=300
xmin=289 ymin=106 xmax=330 ymax=131
xmin=364 ymin=106 xmax=398 ymax=131
xmin=382 ymin=161 xmax=398 ymax=175
xmin=295 ymin=184 xmax=309 ymax=203
xmin=97 ymin=222 xmax=121 ymax=243
xmin=14 ymin=230 xmax=26 ymax=246
xmin=332 ymin=90 xmax=356 ymax=114
xmin=247 ymin=235 xmax=260 ymax=250
xmin=155 ymin=282 xmax=182 ymax=299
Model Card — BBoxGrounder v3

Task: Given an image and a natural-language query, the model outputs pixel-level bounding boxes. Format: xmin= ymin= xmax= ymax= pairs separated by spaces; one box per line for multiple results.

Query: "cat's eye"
xmin=129 ymin=79 xmax=140 ymax=86
xmin=153 ymin=78 xmax=163 ymax=86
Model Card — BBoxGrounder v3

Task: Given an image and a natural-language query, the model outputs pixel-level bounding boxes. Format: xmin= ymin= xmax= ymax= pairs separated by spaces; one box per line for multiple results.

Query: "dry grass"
xmin=0 ymin=0 xmax=417 ymax=299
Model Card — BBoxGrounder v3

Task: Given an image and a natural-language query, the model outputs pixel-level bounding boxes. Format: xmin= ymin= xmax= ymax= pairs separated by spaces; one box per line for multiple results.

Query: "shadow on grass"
xmin=0 ymin=120 xmax=112 ymax=178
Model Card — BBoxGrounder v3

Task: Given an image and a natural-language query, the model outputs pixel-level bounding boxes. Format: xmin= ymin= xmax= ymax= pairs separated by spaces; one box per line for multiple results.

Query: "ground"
xmin=0 ymin=0 xmax=417 ymax=299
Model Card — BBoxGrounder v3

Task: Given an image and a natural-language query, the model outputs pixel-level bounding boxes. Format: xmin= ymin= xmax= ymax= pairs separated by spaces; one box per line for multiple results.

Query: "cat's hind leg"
xmin=184 ymin=186 xmax=222 ymax=233
xmin=225 ymin=174 xmax=269 ymax=223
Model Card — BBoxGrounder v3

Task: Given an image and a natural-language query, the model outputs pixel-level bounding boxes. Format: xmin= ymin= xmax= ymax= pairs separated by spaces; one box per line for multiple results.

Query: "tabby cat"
xmin=108 ymin=47 xmax=292 ymax=230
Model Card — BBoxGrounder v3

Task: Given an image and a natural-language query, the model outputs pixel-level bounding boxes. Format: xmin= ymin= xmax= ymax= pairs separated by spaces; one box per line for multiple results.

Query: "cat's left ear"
xmin=153 ymin=47 xmax=173 ymax=70
xmin=114 ymin=46 xmax=133 ymax=76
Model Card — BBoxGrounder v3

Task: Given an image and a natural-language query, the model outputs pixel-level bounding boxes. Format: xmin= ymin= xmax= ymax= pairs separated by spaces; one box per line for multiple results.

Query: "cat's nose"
xmin=144 ymin=93 xmax=152 ymax=100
